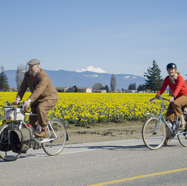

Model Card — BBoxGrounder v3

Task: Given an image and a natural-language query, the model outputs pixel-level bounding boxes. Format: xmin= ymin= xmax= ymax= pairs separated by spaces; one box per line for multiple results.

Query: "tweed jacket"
xmin=17 ymin=68 xmax=58 ymax=102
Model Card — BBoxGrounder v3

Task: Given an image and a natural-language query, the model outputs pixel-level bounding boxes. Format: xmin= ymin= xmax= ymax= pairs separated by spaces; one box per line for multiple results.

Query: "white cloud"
xmin=76 ymin=66 xmax=106 ymax=73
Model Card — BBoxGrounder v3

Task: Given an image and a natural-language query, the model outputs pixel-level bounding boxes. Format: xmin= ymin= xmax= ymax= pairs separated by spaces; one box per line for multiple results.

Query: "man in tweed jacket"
xmin=13 ymin=59 xmax=59 ymax=138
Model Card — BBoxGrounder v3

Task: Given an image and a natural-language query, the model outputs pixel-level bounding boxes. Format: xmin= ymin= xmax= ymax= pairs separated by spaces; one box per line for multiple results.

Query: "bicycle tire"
xmin=0 ymin=123 xmax=22 ymax=161
xmin=177 ymin=130 xmax=187 ymax=147
xmin=42 ymin=119 xmax=66 ymax=156
xmin=142 ymin=116 xmax=166 ymax=150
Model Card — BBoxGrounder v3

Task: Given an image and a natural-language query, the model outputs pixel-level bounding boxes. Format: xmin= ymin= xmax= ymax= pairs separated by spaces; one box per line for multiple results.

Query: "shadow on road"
xmin=65 ymin=143 xmax=178 ymax=151
xmin=65 ymin=144 xmax=147 ymax=151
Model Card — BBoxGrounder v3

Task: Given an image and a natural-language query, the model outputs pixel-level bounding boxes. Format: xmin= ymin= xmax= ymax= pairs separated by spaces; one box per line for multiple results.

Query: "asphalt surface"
xmin=0 ymin=138 xmax=187 ymax=186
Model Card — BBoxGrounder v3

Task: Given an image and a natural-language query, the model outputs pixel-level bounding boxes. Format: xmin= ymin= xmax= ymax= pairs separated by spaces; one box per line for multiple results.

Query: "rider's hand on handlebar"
xmin=12 ymin=100 xmax=20 ymax=105
xmin=169 ymin=96 xmax=174 ymax=102
xmin=23 ymin=100 xmax=30 ymax=109
xmin=155 ymin=94 xmax=161 ymax=99
xmin=150 ymin=94 xmax=160 ymax=103
xmin=150 ymin=98 xmax=156 ymax=103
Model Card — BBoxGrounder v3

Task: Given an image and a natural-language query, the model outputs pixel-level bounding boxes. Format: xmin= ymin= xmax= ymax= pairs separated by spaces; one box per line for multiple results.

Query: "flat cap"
xmin=27 ymin=59 xmax=40 ymax=65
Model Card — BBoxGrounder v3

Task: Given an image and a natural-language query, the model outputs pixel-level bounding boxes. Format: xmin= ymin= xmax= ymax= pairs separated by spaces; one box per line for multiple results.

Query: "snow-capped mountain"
xmin=5 ymin=68 xmax=145 ymax=90
xmin=76 ymin=66 xmax=106 ymax=73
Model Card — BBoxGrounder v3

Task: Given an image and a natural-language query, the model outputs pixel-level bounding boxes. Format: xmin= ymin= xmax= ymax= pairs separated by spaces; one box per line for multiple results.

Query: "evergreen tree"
xmin=73 ymin=85 xmax=79 ymax=92
xmin=132 ymin=83 xmax=136 ymax=90
xmin=137 ymin=84 xmax=145 ymax=91
xmin=104 ymin=85 xmax=109 ymax=92
xmin=144 ymin=60 xmax=163 ymax=92
xmin=110 ymin=74 xmax=116 ymax=92
xmin=128 ymin=83 xmax=136 ymax=90
xmin=0 ymin=66 xmax=9 ymax=91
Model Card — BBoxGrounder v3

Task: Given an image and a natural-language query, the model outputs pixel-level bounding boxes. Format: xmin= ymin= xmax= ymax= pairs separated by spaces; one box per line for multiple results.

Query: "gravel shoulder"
xmin=65 ymin=121 xmax=144 ymax=145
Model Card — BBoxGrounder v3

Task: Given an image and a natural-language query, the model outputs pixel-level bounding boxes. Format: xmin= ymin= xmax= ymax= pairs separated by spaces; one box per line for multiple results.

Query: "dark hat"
xmin=27 ymin=59 xmax=40 ymax=65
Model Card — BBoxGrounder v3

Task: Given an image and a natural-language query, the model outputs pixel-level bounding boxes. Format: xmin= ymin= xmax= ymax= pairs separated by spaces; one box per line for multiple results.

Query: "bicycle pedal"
xmin=33 ymin=146 xmax=39 ymax=150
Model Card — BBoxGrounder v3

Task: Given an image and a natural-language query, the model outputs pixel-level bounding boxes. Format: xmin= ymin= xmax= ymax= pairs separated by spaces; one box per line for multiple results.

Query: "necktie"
xmin=32 ymin=75 xmax=34 ymax=79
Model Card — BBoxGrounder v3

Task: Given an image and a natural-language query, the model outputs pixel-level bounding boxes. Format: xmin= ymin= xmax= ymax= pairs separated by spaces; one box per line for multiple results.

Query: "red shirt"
xmin=157 ymin=75 xmax=187 ymax=98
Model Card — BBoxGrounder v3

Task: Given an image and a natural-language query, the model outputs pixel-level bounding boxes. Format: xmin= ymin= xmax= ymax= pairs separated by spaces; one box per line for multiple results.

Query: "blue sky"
xmin=1 ymin=0 xmax=187 ymax=78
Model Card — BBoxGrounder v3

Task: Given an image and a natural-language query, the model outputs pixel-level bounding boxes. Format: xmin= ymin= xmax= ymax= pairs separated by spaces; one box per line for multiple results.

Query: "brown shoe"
xmin=35 ymin=131 xmax=46 ymax=138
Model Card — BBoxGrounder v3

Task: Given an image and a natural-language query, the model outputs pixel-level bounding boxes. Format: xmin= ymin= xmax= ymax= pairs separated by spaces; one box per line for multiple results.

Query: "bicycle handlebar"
xmin=162 ymin=97 xmax=170 ymax=102
xmin=150 ymin=96 xmax=170 ymax=102
xmin=7 ymin=101 xmax=31 ymax=113
xmin=24 ymin=108 xmax=31 ymax=113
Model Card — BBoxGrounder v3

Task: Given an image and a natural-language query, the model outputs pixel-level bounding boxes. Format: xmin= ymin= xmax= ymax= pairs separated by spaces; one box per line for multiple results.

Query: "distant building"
xmin=56 ymin=87 xmax=70 ymax=92
xmin=138 ymin=91 xmax=146 ymax=93
xmin=124 ymin=90 xmax=137 ymax=93
xmin=78 ymin=87 xmax=92 ymax=93
xmin=56 ymin=87 xmax=92 ymax=93
xmin=66 ymin=87 xmax=74 ymax=92
xmin=93 ymin=90 xmax=107 ymax=93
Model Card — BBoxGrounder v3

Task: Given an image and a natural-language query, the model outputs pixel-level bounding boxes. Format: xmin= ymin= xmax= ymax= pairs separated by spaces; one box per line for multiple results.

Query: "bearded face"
xmin=28 ymin=65 xmax=39 ymax=76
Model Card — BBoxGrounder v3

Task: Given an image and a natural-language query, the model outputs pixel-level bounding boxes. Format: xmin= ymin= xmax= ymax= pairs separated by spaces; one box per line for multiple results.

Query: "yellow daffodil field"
xmin=0 ymin=92 xmax=170 ymax=125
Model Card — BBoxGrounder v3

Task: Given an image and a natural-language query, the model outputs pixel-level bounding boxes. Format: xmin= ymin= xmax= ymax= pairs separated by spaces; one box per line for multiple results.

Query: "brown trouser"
xmin=166 ymin=95 xmax=187 ymax=122
xmin=29 ymin=99 xmax=58 ymax=129
xmin=165 ymin=95 xmax=187 ymax=137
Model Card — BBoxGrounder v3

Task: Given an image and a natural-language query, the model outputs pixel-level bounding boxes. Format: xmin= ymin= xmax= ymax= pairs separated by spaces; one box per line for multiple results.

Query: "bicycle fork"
xmin=152 ymin=117 xmax=162 ymax=135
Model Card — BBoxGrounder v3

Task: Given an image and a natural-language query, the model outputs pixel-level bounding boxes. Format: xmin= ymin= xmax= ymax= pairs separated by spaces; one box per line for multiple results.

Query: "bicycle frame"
xmin=4 ymin=110 xmax=60 ymax=146
xmin=25 ymin=113 xmax=59 ymax=144
xmin=153 ymin=98 xmax=186 ymax=138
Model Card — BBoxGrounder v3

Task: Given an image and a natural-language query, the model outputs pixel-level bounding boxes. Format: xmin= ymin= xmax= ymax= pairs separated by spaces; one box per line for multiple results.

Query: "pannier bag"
xmin=0 ymin=128 xmax=11 ymax=152
xmin=4 ymin=106 xmax=24 ymax=121
xmin=10 ymin=128 xmax=33 ymax=153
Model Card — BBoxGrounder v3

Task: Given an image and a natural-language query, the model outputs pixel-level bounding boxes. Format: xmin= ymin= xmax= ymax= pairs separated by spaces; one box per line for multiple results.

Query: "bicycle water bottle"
xmin=172 ymin=121 xmax=176 ymax=130
xmin=166 ymin=120 xmax=172 ymax=128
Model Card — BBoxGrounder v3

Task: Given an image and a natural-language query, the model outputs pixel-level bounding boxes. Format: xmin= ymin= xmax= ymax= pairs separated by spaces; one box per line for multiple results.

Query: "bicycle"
xmin=142 ymin=96 xmax=187 ymax=150
xmin=0 ymin=101 xmax=67 ymax=161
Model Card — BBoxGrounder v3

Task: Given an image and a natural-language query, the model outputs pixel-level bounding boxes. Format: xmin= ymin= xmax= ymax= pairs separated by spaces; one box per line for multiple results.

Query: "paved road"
xmin=0 ymin=138 xmax=187 ymax=186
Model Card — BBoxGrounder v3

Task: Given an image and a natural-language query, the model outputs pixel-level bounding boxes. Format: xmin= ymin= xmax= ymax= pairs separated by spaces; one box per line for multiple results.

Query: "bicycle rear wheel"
xmin=142 ymin=116 xmax=166 ymax=150
xmin=178 ymin=131 xmax=187 ymax=147
xmin=42 ymin=119 xmax=66 ymax=156
xmin=0 ymin=124 xmax=22 ymax=161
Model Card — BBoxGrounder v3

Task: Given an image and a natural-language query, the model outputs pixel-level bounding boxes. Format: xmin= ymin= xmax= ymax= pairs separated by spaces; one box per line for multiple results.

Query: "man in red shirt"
xmin=155 ymin=63 xmax=187 ymax=145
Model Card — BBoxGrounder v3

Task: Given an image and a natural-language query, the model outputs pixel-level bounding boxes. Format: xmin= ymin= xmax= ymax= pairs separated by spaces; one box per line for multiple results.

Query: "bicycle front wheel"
xmin=42 ymin=119 xmax=66 ymax=156
xmin=142 ymin=116 xmax=166 ymax=150
xmin=0 ymin=124 xmax=22 ymax=161
xmin=178 ymin=131 xmax=187 ymax=147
